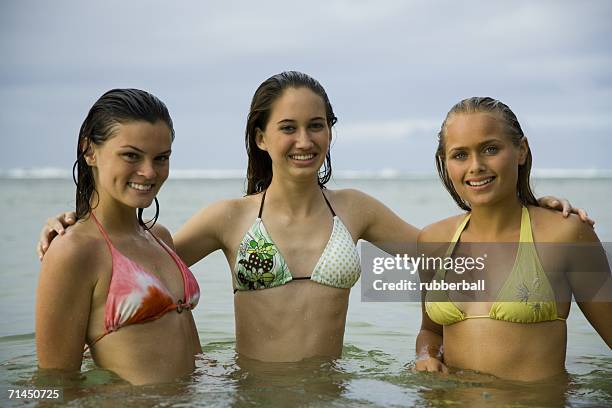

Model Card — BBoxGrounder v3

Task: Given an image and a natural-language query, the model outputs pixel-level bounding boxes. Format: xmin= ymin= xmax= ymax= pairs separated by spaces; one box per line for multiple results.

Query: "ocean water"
xmin=1 ymin=176 xmax=610 ymax=407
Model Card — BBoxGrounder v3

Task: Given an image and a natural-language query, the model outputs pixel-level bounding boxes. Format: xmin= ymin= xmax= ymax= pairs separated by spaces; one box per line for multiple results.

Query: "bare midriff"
xmin=234 ymin=280 xmax=349 ymax=362
xmin=89 ymin=311 xmax=201 ymax=385
xmin=443 ymin=318 xmax=567 ymax=381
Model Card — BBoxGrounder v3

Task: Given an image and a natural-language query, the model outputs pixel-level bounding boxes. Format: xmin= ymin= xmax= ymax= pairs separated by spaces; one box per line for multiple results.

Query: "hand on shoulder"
xmin=41 ymin=223 xmax=106 ymax=283
xmin=529 ymin=206 xmax=598 ymax=243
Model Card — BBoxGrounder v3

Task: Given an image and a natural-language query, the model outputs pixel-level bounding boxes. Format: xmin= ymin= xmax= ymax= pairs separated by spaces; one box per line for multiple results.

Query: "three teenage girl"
xmin=37 ymin=76 xmax=603 ymax=384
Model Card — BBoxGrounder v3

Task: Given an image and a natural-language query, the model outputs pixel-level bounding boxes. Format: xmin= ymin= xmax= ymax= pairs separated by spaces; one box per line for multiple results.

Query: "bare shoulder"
xmin=192 ymin=195 xmax=259 ymax=225
xmin=529 ymin=206 xmax=598 ymax=243
xmin=45 ymin=222 xmax=103 ymax=262
xmin=325 ymin=188 xmax=384 ymax=212
xmin=225 ymin=194 xmax=262 ymax=216
xmin=175 ymin=194 xmax=261 ymax=256
xmin=419 ymin=214 xmax=466 ymax=243
xmin=324 ymin=188 xmax=387 ymax=224
xmin=327 ymin=187 xmax=372 ymax=201
xmin=150 ymin=223 xmax=174 ymax=248
xmin=41 ymin=221 xmax=105 ymax=281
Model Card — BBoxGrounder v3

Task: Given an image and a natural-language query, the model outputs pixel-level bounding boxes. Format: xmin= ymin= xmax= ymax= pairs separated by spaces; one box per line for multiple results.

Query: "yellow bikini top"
xmin=425 ymin=207 xmax=566 ymax=325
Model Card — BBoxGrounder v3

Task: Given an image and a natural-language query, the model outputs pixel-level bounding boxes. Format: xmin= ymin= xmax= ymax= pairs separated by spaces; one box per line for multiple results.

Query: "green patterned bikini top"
xmin=233 ymin=190 xmax=361 ymax=293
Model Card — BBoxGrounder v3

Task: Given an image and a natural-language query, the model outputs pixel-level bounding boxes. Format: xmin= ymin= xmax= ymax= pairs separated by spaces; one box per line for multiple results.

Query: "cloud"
xmin=336 ymin=119 xmax=439 ymax=142
xmin=523 ymin=113 xmax=612 ymax=130
xmin=1 ymin=0 xmax=611 ymax=170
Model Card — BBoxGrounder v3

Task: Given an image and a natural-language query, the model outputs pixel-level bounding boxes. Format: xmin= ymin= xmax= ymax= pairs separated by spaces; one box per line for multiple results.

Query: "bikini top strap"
xmin=435 ymin=213 xmax=471 ymax=280
xmin=90 ymin=212 xmax=114 ymax=249
xmin=321 ymin=191 xmax=336 ymax=217
xmin=147 ymin=229 xmax=190 ymax=295
xmin=443 ymin=213 xmax=471 ymax=258
xmin=258 ymin=190 xmax=267 ymax=218
xmin=148 ymin=229 xmax=177 ymax=261
xmin=519 ymin=206 xmax=533 ymax=243
xmin=450 ymin=213 xmax=470 ymax=242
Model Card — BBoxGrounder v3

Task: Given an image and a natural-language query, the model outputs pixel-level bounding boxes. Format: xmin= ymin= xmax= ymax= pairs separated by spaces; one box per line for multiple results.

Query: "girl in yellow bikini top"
xmin=425 ymin=207 xmax=566 ymax=325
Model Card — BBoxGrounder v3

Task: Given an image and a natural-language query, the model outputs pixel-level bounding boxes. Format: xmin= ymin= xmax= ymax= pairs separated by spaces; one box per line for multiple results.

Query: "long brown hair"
xmin=245 ymin=71 xmax=337 ymax=194
xmin=435 ymin=97 xmax=538 ymax=211
xmin=74 ymin=88 xmax=174 ymax=227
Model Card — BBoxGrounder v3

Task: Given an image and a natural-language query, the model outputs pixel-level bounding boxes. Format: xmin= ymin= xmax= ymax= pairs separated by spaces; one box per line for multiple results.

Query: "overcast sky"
xmin=2 ymin=0 xmax=611 ymax=174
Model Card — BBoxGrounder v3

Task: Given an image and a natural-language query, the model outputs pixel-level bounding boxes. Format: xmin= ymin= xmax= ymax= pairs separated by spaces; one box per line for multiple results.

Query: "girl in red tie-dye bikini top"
xmin=89 ymin=213 xmax=200 ymax=347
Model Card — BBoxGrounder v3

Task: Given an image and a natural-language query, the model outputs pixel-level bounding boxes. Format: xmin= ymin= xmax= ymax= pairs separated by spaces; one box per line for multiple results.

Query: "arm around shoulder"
xmin=36 ymin=233 xmax=99 ymax=371
xmin=173 ymin=199 xmax=237 ymax=266
xmin=340 ymin=189 xmax=420 ymax=250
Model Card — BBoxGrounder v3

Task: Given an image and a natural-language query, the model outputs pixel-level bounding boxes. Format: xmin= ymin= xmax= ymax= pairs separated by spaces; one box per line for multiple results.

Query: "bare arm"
xmin=576 ymin=301 xmax=612 ymax=348
xmin=36 ymin=235 xmax=97 ymax=372
xmin=565 ymin=220 xmax=612 ymax=347
xmin=415 ymin=223 xmax=461 ymax=373
xmin=36 ymin=194 xmax=594 ymax=260
xmin=172 ymin=200 xmax=230 ymax=267
xmin=415 ymin=311 xmax=448 ymax=373
xmin=349 ymin=191 xmax=589 ymax=250
xmin=414 ymin=227 xmax=449 ymax=373
xmin=347 ymin=190 xmax=420 ymax=252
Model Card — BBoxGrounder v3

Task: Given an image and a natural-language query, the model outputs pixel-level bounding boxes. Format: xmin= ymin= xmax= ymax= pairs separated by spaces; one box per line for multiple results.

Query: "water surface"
xmin=1 ymin=177 xmax=610 ymax=406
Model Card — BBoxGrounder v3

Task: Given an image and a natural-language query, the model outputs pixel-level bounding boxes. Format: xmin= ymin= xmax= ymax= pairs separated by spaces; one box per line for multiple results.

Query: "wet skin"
xmin=37 ymin=121 xmax=202 ymax=385
xmin=417 ymin=113 xmax=611 ymax=380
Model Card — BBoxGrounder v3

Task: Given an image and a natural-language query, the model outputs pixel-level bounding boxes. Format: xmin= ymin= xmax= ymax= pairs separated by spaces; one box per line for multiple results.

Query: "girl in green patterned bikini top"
xmin=233 ymin=189 xmax=360 ymax=293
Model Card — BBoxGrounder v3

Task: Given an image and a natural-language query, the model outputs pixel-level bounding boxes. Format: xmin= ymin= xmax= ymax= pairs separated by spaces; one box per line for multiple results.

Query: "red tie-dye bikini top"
xmin=89 ymin=213 xmax=200 ymax=347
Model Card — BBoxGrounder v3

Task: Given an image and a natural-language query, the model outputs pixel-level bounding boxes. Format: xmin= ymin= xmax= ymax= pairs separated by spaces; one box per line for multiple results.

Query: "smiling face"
xmin=256 ymin=87 xmax=331 ymax=182
xmin=443 ymin=112 xmax=527 ymax=208
xmin=86 ymin=120 xmax=172 ymax=211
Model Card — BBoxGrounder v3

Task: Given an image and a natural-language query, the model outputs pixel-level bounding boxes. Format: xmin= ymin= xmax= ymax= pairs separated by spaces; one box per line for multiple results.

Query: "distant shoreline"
xmin=2 ymin=168 xmax=612 ymax=181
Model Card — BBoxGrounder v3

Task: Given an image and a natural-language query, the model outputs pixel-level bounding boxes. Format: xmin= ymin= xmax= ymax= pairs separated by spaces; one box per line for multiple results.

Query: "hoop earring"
xmin=138 ymin=197 xmax=160 ymax=230
xmin=255 ymin=180 xmax=266 ymax=193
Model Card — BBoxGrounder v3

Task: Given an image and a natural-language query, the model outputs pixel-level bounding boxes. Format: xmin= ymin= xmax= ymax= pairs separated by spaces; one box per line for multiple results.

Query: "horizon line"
xmin=2 ymin=167 xmax=612 ymax=180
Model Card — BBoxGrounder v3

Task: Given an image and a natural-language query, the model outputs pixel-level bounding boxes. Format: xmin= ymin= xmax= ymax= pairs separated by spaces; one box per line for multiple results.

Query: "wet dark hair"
xmin=435 ymin=96 xmax=538 ymax=211
xmin=245 ymin=71 xmax=337 ymax=194
xmin=73 ymin=88 xmax=174 ymax=228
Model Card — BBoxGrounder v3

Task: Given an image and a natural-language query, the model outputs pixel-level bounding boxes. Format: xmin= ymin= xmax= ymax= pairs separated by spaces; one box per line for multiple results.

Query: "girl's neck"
xmin=90 ymin=199 xmax=142 ymax=235
xmin=467 ymin=198 xmax=523 ymax=240
xmin=265 ymin=176 xmax=325 ymax=217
